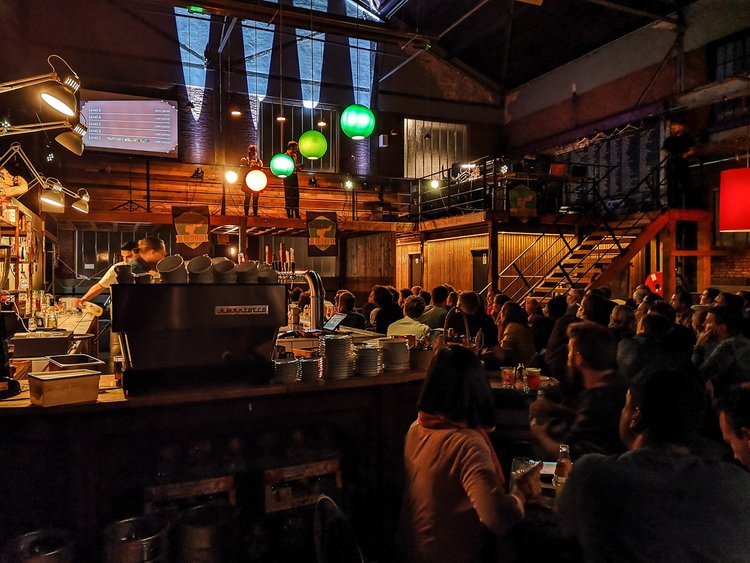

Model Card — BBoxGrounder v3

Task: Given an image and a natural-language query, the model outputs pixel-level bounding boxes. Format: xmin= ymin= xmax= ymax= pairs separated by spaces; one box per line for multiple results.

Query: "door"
xmin=471 ymin=249 xmax=488 ymax=294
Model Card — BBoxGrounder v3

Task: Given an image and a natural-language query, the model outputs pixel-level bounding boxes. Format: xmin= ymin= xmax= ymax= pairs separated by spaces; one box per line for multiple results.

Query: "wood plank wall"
xmin=344 ymin=233 xmax=395 ymax=301
xmin=58 ymin=154 xmax=408 ymax=218
xmin=395 ymin=240 xmax=422 ymax=290
xmin=424 ymin=234 xmax=488 ymax=292
xmin=396 ymin=232 xmax=577 ymax=297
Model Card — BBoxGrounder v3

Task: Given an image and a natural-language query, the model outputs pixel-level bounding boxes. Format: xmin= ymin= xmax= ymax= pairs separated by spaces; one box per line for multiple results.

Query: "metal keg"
xmin=102 ymin=516 xmax=167 ymax=563
xmin=1 ymin=529 xmax=74 ymax=563
xmin=177 ymin=503 xmax=237 ymax=563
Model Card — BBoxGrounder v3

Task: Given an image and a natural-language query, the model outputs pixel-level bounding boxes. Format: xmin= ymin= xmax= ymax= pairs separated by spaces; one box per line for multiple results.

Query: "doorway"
xmin=471 ymin=249 xmax=489 ymax=294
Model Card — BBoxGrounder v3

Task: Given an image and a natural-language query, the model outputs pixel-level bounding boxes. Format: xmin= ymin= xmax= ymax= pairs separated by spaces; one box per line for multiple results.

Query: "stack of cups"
xmin=379 ymin=338 xmax=410 ymax=373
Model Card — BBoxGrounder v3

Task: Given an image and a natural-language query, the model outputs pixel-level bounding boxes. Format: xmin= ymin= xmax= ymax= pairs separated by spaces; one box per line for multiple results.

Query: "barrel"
xmin=177 ymin=504 xmax=237 ymax=563
xmin=1 ymin=528 xmax=74 ymax=563
xmin=102 ymin=516 xmax=167 ymax=563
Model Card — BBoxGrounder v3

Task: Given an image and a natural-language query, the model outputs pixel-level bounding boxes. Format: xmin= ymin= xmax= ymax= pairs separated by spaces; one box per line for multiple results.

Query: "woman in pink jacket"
xmin=398 ymin=346 xmax=541 ymax=563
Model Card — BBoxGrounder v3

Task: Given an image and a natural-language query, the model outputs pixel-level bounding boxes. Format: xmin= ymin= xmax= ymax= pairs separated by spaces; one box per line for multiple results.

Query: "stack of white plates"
xmin=319 ymin=334 xmax=354 ymax=380
xmin=379 ymin=338 xmax=410 ymax=373
xmin=354 ymin=345 xmax=384 ymax=377
xmin=300 ymin=357 xmax=323 ymax=382
xmin=273 ymin=358 xmax=300 ymax=383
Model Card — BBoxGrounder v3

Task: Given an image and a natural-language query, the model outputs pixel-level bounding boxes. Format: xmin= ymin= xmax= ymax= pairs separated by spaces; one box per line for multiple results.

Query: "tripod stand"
xmin=111 ymin=158 xmax=148 ymax=212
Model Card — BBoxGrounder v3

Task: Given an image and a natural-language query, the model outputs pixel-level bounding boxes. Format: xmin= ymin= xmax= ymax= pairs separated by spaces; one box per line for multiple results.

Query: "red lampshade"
xmin=720 ymin=168 xmax=750 ymax=232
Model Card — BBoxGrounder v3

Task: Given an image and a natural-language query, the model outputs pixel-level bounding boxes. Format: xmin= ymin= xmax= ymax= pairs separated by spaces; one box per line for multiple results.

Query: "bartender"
xmin=128 ymin=237 xmax=167 ymax=275
xmin=78 ymin=241 xmax=139 ymax=305
xmin=78 ymin=240 xmax=139 ymax=359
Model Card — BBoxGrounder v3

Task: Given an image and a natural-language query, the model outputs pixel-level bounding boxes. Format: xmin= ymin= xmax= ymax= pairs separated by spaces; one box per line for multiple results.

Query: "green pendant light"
xmin=270 ymin=153 xmax=296 ymax=178
xmin=340 ymin=104 xmax=375 ymax=140
xmin=298 ymin=130 xmax=327 ymax=160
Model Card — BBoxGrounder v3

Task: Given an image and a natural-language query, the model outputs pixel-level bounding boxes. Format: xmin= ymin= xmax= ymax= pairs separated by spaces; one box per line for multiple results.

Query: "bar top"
xmin=0 ymin=370 xmax=427 ymax=415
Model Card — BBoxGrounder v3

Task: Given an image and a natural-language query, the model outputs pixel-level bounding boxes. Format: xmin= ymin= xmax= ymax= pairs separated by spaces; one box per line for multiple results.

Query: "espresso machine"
xmin=111 ymin=282 xmax=287 ymax=395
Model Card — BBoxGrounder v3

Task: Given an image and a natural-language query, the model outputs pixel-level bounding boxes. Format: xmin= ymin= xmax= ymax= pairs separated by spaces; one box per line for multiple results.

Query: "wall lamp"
xmin=0 ymin=143 xmax=91 ymax=212
xmin=0 ymin=55 xmax=85 ymax=154
xmin=0 ymin=55 xmax=81 ymax=117
xmin=40 ymin=179 xmax=91 ymax=213
xmin=0 ymin=117 xmax=87 ymax=156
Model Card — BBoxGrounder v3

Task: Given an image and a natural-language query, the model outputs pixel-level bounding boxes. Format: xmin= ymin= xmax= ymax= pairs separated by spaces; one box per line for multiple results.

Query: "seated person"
xmin=444 ymin=291 xmax=498 ymax=347
xmin=388 ymin=296 xmax=430 ymax=340
xmin=336 ymin=291 xmax=366 ymax=330
xmin=419 ymin=285 xmax=449 ymax=329
xmin=369 ymin=285 xmax=403 ymax=334
xmin=398 ymin=346 xmax=541 ymax=563
xmin=557 ymin=369 xmax=750 ymax=561
xmin=531 ymin=321 xmax=627 ymax=460
xmin=695 ymin=306 xmax=750 ymax=397
xmin=491 ymin=301 xmax=535 ymax=366
xmin=715 ymin=385 xmax=750 ymax=470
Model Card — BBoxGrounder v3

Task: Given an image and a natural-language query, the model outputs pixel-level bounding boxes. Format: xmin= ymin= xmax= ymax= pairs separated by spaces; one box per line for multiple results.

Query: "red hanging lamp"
xmin=719 ymin=168 xmax=750 ymax=232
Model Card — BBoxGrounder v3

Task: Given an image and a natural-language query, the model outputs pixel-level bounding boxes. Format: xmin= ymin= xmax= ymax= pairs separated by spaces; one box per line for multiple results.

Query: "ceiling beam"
xmin=136 ymin=0 xmax=431 ymax=47
xmin=580 ymin=0 xmax=678 ymax=25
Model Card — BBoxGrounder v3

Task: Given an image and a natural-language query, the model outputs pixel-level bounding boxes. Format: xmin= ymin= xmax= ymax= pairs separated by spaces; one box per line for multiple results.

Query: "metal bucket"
xmin=177 ymin=504 xmax=237 ymax=563
xmin=186 ymin=255 xmax=214 ymax=284
xmin=213 ymin=260 xmax=237 ymax=284
xmin=156 ymin=255 xmax=187 ymax=284
xmin=1 ymin=528 xmax=74 ymax=563
xmin=102 ymin=516 xmax=167 ymax=563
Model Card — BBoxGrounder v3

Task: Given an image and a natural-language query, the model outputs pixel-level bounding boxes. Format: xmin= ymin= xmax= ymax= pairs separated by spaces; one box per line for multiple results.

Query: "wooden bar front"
xmin=0 ymin=373 xmax=425 ymax=560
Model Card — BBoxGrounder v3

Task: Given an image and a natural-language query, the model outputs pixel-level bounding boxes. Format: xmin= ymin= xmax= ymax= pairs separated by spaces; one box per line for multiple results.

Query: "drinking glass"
xmin=510 ymin=457 xmax=538 ymax=491
xmin=501 ymin=366 xmax=515 ymax=388
xmin=526 ymin=368 xmax=541 ymax=390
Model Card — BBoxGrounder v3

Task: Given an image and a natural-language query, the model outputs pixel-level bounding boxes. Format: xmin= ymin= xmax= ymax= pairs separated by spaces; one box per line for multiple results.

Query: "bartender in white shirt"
xmin=77 ymin=240 xmax=139 ymax=357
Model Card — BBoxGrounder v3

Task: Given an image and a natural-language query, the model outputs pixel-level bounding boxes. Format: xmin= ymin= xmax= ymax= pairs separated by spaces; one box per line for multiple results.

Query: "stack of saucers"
xmin=273 ymin=358 xmax=300 ymax=383
xmin=319 ymin=334 xmax=354 ymax=380
xmin=354 ymin=344 xmax=384 ymax=377
xmin=379 ymin=338 xmax=410 ymax=373
xmin=299 ymin=356 xmax=323 ymax=382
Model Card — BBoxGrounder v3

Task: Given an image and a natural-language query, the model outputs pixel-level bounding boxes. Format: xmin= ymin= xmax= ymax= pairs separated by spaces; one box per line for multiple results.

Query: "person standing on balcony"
xmin=284 ymin=140 xmax=302 ymax=219
xmin=241 ymin=144 xmax=263 ymax=217
xmin=663 ymin=116 xmax=696 ymax=209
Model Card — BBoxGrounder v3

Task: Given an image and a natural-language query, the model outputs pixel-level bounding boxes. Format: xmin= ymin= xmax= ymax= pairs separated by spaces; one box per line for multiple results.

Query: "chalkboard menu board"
xmin=559 ymin=121 xmax=662 ymax=208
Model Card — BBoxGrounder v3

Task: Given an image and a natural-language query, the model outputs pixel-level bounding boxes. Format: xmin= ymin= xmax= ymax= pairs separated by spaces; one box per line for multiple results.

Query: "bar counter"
xmin=0 ymin=370 xmax=426 ymax=560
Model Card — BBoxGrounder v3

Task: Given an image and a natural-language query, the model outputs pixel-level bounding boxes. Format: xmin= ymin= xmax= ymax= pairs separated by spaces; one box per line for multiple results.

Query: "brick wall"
xmin=711 ymin=248 xmax=750 ymax=287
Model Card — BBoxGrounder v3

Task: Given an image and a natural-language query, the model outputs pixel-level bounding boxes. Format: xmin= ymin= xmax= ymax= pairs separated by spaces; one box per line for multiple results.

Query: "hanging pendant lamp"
xmin=270 ymin=153 xmax=296 ymax=178
xmin=245 ymin=169 xmax=268 ymax=192
xmin=719 ymin=168 xmax=750 ymax=232
xmin=298 ymin=130 xmax=327 ymax=160
xmin=340 ymin=103 xmax=375 ymax=140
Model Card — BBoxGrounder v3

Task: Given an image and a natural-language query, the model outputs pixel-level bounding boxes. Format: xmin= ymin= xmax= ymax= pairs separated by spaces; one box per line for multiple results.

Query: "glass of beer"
xmin=501 ymin=366 xmax=515 ymax=388
xmin=526 ymin=368 xmax=542 ymax=390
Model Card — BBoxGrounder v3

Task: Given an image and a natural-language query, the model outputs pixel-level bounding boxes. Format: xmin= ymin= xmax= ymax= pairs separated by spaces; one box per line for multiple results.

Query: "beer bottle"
xmin=553 ymin=443 xmax=572 ymax=495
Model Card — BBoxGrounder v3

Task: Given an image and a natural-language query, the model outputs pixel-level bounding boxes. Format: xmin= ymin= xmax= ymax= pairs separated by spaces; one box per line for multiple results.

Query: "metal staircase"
xmin=498 ymin=156 xmax=669 ymax=303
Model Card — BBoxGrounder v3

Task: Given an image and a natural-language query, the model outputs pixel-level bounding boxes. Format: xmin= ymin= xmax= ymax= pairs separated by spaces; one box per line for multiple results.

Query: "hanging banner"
xmin=508 ymin=184 xmax=537 ymax=222
xmin=307 ymin=212 xmax=338 ymax=257
xmin=172 ymin=205 xmax=211 ymax=258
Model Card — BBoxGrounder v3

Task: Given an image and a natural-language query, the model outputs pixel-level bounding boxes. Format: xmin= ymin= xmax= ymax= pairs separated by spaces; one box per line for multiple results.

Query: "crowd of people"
xmin=331 ymin=281 xmax=750 ymax=561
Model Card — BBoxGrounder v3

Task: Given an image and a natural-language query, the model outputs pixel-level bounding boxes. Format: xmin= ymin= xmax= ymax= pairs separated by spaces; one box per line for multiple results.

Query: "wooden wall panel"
xmin=396 ymin=241 xmax=421 ymax=291
xmin=423 ymin=234 xmax=488 ymax=292
xmin=345 ymin=233 xmax=395 ymax=299
xmin=398 ymin=232 xmax=578 ymax=299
